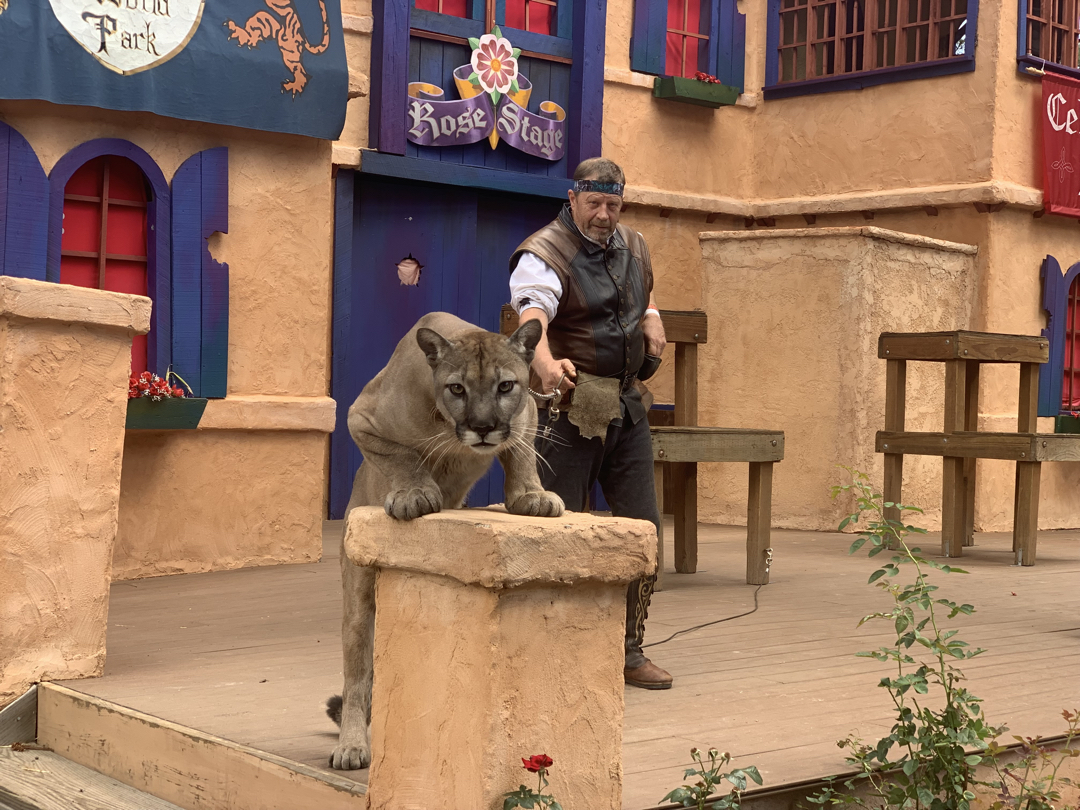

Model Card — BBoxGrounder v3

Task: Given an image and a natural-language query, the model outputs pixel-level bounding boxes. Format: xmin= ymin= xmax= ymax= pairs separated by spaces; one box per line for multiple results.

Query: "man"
xmin=508 ymin=157 xmax=672 ymax=689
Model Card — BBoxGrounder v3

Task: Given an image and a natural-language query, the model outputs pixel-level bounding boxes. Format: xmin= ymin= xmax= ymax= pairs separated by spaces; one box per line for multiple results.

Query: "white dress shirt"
xmin=509 ymin=252 xmax=563 ymax=321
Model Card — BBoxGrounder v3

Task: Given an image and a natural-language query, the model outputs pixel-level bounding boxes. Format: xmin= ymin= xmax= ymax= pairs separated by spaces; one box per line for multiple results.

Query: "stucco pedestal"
xmin=0 ymin=277 xmax=151 ymax=706
xmin=345 ymin=506 xmax=657 ymax=810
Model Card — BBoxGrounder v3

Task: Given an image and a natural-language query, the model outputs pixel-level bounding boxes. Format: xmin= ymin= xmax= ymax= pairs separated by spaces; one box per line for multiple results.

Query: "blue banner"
xmin=0 ymin=0 xmax=348 ymax=140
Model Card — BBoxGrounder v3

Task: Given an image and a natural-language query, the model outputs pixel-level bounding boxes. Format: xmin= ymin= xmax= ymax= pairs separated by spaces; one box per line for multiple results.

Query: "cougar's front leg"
xmin=501 ymin=403 xmax=564 ymax=517
xmin=355 ymin=431 xmax=444 ymax=520
xmin=331 ymin=551 xmax=375 ymax=770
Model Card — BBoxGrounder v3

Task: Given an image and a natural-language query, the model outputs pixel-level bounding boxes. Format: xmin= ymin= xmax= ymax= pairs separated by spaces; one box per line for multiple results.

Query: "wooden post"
xmin=883 ymin=359 xmax=906 ymax=548
xmin=1014 ymin=363 xmax=1041 ymax=564
xmin=654 ymin=460 xmax=665 ymax=591
xmin=941 ymin=360 xmax=967 ymax=558
xmin=672 ymin=342 xmax=698 ymax=574
xmin=961 ymin=360 xmax=980 ymax=547
xmin=746 ymin=462 xmax=772 ymax=585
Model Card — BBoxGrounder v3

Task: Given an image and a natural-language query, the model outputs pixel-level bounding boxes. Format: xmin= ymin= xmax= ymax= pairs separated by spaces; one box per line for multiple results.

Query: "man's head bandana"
xmin=573 ymin=180 xmax=624 ymax=196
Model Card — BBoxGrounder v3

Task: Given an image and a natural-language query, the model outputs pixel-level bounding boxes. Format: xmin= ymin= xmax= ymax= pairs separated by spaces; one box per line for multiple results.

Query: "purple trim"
xmin=329 ymin=169 xmax=356 ymax=519
xmin=1039 ymin=254 xmax=1080 ymax=416
xmin=1017 ymin=54 xmax=1080 ymax=81
xmin=764 ymin=56 xmax=975 ymax=99
xmin=0 ymin=122 xmax=49 ymax=281
xmin=371 ymin=0 xmax=411 ymax=154
xmin=568 ymin=0 xmax=605 ymax=171
xmin=199 ymin=148 xmax=229 ymax=398
xmin=765 ymin=0 xmax=978 ymax=98
xmin=1017 ymin=0 xmax=1030 ymax=67
xmin=47 ymin=139 xmax=171 ymax=375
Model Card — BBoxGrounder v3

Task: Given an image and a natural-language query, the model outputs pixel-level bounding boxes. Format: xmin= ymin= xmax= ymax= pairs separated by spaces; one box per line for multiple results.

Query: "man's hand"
xmin=642 ymin=311 xmax=666 ymax=357
xmin=534 ymin=355 xmax=577 ymax=393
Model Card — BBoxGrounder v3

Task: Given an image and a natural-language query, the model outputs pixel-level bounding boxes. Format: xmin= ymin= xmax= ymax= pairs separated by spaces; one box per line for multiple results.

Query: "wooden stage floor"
xmin=61 ymin=520 xmax=1080 ymax=810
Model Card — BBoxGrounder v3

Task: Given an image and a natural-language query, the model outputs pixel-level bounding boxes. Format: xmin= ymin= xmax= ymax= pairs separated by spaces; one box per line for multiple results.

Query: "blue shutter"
xmin=171 ymin=148 xmax=230 ymax=398
xmin=0 ymin=123 xmax=48 ymax=280
xmin=630 ymin=0 xmax=667 ymax=75
xmin=712 ymin=0 xmax=745 ymax=90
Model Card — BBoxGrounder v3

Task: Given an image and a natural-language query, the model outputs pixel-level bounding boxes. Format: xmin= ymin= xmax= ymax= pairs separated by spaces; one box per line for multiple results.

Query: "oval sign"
xmin=48 ymin=0 xmax=205 ymax=75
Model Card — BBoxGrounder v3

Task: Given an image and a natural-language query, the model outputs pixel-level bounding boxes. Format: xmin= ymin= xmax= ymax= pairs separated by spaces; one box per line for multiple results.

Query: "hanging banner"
xmin=1042 ymin=72 xmax=1080 ymax=218
xmin=0 ymin=0 xmax=348 ymax=139
xmin=405 ymin=27 xmax=567 ymax=161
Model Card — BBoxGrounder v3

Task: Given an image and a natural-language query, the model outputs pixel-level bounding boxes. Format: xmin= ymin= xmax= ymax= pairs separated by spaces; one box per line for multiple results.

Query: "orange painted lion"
xmin=225 ymin=0 xmax=330 ymax=96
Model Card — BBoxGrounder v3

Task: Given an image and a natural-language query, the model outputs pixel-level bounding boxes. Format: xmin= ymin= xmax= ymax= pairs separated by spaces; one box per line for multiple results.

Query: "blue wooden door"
xmin=329 ymin=175 xmax=560 ymax=517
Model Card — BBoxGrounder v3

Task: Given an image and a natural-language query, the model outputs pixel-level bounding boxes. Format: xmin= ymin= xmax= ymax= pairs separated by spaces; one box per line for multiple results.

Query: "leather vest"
xmin=510 ymin=204 xmax=654 ymax=423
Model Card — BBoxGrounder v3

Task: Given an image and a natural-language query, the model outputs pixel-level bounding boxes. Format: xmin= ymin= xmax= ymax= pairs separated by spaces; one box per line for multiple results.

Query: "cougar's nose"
xmin=472 ymin=424 xmax=495 ymax=440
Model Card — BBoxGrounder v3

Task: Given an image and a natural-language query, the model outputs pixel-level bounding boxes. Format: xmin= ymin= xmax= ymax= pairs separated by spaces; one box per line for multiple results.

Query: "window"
xmin=666 ymin=0 xmax=708 ymax=77
xmin=414 ymin=0 xmax=468 ymax=19
xmin=60 ymin=156 xmax=152 ymax=374
xmin=630 ymin=0 xmax=745 ymax=87
xmin=1021 ymin=0 xmax=1080 ymax=75
xmin=766 ymin=0 xmax=976 ymax=97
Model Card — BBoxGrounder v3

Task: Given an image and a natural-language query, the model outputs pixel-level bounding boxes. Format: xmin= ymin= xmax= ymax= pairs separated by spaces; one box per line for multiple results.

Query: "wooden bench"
xmin=500 ymin=305 xmax=783 ymax=586
xmin=876 ymin=330 xmax=1080 ymax=565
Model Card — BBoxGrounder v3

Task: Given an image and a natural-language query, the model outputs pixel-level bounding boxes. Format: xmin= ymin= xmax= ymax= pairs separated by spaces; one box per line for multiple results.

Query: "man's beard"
xmin=585 ymin=223 xmax=613 ymax=241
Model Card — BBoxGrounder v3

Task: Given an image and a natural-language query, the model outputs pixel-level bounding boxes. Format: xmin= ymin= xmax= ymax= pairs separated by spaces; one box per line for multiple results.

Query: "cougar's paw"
xmin=508 ymin=490 xmax=565 ymax=518
xmin=385 ymin=486 xmax=442 ymax=520
xmin=330 ymin=739 xmax=371 ymax=770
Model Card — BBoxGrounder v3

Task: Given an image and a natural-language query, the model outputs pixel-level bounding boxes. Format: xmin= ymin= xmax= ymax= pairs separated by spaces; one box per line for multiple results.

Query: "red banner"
xmin=1043 ymin=73 xmax=1080 ymax=217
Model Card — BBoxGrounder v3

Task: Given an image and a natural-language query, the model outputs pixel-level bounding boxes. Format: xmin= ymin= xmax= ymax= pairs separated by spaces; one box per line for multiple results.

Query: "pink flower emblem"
xmin=470 ymin=33 xmax=517 ymax=96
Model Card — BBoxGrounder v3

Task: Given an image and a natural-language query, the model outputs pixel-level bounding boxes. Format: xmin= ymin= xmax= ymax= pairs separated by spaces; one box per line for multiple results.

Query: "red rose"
xmin=522 ymin=754 xmax=553 ymax=772
xmin=172 ymin=386 xmax=185 ymax=398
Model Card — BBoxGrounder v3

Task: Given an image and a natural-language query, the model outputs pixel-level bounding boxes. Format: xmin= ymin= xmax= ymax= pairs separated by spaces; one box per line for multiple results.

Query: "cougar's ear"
xmin=508 ymin=318 xmax=543 ymax=361
xmin=416 ymin=327 xmax=453 ymax=368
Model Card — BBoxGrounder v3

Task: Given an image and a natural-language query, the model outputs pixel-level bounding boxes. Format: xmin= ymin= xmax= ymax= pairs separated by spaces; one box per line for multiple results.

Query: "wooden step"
xmin=0 ymin=747 xmax=185 ymax=810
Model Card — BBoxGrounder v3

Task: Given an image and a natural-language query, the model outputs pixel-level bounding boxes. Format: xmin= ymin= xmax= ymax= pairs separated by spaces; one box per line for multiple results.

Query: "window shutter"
xmin=712 ymin=0 xmax=745 ymax=90
xmin=171 ymin=148 xmax=229 ymax=398
xmin=1040 ymin=254 xmax=1069 ymax=416
xmin=630 ymin=0 xmax=667 ymax=75
xmin=0 ymin=123 xmax=49 ymax=281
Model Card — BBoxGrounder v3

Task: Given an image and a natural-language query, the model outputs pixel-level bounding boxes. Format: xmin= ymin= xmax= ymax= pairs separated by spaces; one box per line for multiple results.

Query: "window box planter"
xmin=126 ymin=397 xmax=208 ymax=430
xmin=653 ymin=76 xmax=738 ymax=108
xmin=1055 ymin=414 xmax=1080 ymax=434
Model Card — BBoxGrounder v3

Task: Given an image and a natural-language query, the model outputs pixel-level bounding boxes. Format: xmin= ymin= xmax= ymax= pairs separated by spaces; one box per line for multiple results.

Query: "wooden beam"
xmin=673 ymin=343 xmax=698 ymax=427
xmin=883 ymin=359 xmax=907 ymax=539
xmin=659 ymin=208 xmax=673 ymax=218
xmin=653 ymin=461 xmax=665 ymax=591
xmin=658 ymin=310 xmax=707 ymax=344
xmin=652 ymin=427 xmax=784 ymax=463
xmin=746 ymin=462 xmax=772 ymax=585
xmin=962 ymin=360 xmax=980 ymax=547
xmin=923 ymin=206 xmax=939 ymax=216
xmin=672 ymin=462 xmax=697 ymax=573
xmin=877 ymin=430 xmax=1080 ymax=462
xmin=878 ymin=331 xmax=1049 ymax=363
xmin=802 ymin=213 xmax=816 ymax=225
xmin=1013 ymin=461 xmax=1041 ymax=565
xmin=706 ymin=212 xmax=720 ymax=224
xmin=861 ymin=210 xmax=875 ymax=220
xmin=0 ymin=685 xmax=36 ymax=745
xmin=1018 ymin=362 xmax=1040 ymax=433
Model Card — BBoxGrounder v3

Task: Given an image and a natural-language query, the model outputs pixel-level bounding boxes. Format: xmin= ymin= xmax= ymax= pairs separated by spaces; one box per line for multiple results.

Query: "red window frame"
xmin=666 ymin=0 xmax=709 ymax=77
xmin=505 ymin=0 xmax=557 ymax=35
xmin=777 ymin=0 xmax=968 ymax=84
xmin=59 ymin=155 xmax=151 ymax=374
xmin=1065 ymin=274 xmax=1080 ymax=410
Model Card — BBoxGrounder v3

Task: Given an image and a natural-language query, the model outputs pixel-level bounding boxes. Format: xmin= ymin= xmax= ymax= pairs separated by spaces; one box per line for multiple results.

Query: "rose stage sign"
xmin=49 ymin=0 xmax=204 ymax=75
xmin=406 ymin=28 xmax=567 ymax=161
xmin=1042 ymin=72 xmax=1080 ymax=218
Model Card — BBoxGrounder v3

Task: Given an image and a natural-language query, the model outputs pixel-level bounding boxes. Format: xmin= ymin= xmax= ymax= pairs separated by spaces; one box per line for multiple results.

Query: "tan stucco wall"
xmin=0 ymin=279 xmax=149 ymax=705
xmin=0 ymin=100 xmax=336 ymax=577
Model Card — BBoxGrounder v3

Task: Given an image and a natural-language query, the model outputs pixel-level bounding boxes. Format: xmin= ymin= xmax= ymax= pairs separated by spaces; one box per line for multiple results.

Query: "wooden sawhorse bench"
xmin=876 ymin=330 xmax=1080 ymax=565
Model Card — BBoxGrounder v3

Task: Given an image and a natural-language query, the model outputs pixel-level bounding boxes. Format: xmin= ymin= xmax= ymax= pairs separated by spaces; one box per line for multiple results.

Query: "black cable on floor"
xmin=641 ymin=584 xmax=763 ymax=649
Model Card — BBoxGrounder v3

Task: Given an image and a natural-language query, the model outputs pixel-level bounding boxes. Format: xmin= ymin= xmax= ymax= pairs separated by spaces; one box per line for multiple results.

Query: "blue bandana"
xmin=573 ymin=180 xmax=624 ymax=196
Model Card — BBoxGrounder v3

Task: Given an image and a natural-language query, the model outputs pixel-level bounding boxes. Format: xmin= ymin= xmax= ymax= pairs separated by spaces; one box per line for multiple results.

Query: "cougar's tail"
xmin=326 ymin=694 xmax=343 ymax=725
xmin=305 ymin=0 xmax=330 ymax=53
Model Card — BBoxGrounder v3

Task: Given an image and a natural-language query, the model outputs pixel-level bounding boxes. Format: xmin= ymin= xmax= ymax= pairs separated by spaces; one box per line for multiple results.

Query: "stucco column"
xmin=346 ymin=506 xmax=657 ymax=810
xmin=0 ymin=277 xmax=151 ymax=706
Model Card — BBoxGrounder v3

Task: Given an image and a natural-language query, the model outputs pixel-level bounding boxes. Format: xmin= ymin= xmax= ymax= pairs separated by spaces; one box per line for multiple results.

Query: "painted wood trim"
xmin=36 ymin=683 xmax=367 ymax=810
xmin=629 ymin=0 xmax=665 ymax=75
xmin=47 ymin=139 xmax=172 ymax=374
xmin=0 ymin=123 xmax=49 ymax=281
xmin=498 ymin=25 xmax=574 ymax=57
xmin=411 ymin=8 xmax=484 ymax=37
xmin=651 ymin=427 xmax=785 ymax=463
xmin=555 ymin=0 xmax=573 ymax=41
xmin=764 ymin=0 xmax=780 ymax=87
xmin=199 ymin=148 xmax=230 ymax=399
xmin=371 ymin=0 xmax=411 ymax=154
xmin=1017 ymin=0 xmax=1029 ymax=64
xmin=568 ymin=0 xmax=605 ymax=168
xmin=171 ymin=152 xmax=203 ymax=395
xmin=126 ymin=397 xmax=208 ymax=430
xmin=764 ymin=56 xmax=976 ymax=99
xmin=1039 ymin=256 xmax=1080 ymax=416
xmin=0 ymin=685 xmax=36 ymax=745
xmin=358 ymin=149 xmax=573 ymax=197
xmin=330 ymin=169 xmax=356 ymax=517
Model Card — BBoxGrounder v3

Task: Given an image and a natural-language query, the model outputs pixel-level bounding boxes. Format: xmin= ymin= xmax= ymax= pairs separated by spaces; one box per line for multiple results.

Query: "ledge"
xmin=197 ymin=395 xmax=337 ymax=432
xmin=0 ymin=277 xmax=151 ymax=334
xmin=700 ymin=226 xmax=979 ymax=255
xmin=622 ymin=180 xmax=1043 ymax=219
xmin=604 ymin=66 xmax=759 ymax=108
xmin=342 ymin=13 xmax=373 ymax=33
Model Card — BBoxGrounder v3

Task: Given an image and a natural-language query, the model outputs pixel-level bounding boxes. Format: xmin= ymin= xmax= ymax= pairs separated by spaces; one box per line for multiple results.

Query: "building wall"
xmin=0 ymin=99 xmax=337 ymax=576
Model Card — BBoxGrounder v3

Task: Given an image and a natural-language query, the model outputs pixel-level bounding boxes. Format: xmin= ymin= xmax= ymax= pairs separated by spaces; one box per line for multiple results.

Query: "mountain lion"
xmin=328 ymin=311 xmax=565 ymax=770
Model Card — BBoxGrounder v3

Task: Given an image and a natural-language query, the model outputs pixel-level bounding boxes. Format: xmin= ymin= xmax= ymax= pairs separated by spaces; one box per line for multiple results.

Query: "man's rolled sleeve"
xmin=510 ymin=252 xmax=563 ymax=322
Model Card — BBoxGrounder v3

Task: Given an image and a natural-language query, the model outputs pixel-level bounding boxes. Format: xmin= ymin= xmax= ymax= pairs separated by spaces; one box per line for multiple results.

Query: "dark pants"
xmin=536 ymin=409 xmax=660 ymax=669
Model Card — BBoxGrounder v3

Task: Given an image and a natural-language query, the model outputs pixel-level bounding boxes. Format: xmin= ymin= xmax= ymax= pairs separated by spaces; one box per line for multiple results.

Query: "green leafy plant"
xmin=504 ymin=754 xmax=561 ymax=810
xmin=804 ymin=469 xmax=1002 ymax=810
xmin=985 ymin=710 xmax=1080 ymax=810
xmin=661 ymin=747 xmax=762 ymax=810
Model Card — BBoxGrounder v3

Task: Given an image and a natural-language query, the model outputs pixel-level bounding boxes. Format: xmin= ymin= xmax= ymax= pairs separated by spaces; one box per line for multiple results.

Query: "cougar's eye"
xmin=448 ymin=383 xmax=465 ymax=396
xmin=498 ymin=380 xmax=515 ymax=394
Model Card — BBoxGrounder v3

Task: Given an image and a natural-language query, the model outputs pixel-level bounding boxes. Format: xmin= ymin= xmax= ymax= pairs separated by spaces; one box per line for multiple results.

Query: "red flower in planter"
xmin=694 ymin=71 xmax=722 ymax=84
xmin=523 ymin=754 xmax=553 ymax=772
xmin=129 ymin=371 xmax=188 ymax=401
